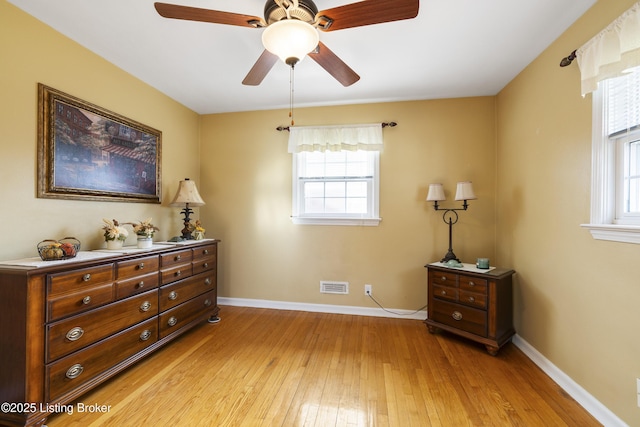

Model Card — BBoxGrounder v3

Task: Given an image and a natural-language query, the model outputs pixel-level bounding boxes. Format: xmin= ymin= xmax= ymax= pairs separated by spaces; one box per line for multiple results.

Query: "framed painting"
xmin=37 ymin=83 xmax=162 ymax=203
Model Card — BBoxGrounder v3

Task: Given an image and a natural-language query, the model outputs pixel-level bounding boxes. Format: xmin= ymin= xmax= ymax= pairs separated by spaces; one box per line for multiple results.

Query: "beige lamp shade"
xmin=426 ymin=183 xmax=446 ymax=201
xmin=169 ymin=178 xmax=205 ymax=207
xmin=454 ymin=181 xmax=477 ymax=201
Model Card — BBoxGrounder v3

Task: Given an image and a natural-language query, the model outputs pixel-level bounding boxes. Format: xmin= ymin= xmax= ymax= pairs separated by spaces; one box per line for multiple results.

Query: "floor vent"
xmin=320 ymin=281 xmax=349 ymax=295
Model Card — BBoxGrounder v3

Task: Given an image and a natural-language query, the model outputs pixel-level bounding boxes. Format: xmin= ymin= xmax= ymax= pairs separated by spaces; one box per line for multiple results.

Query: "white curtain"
xmin=288 ymin=123 xmax=383 ymax=153
xmin=577 ymin=1 xmax=640 ymax=95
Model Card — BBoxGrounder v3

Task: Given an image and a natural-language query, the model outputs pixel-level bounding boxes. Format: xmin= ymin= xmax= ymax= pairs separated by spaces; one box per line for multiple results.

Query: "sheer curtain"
xmin=577 ymin=1 xmax=640 ymax=95
xmin=287 ymin=123 xmax=383 ymax=153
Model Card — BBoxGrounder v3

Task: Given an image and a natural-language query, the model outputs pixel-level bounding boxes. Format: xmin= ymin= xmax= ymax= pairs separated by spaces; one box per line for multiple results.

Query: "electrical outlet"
xmin=364 ymin=284 xmax=372 ymax=296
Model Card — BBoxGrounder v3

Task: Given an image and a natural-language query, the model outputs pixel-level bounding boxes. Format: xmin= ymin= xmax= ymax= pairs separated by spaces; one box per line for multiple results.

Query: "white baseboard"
xmin=217 ymin=296 xmax=427 ymax=320
xmin=218 ymin=297 xmax=626 ymax=427
xmin=512 ymin=335 xmax=627 ymax=427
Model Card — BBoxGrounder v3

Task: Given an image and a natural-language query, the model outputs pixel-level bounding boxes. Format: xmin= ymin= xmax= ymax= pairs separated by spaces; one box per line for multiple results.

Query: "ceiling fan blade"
xmin=308 ymin=42 xmax=360 ymax=87
xmin=242 ymin=50 xmax=279 ymax=86
xmin=154 ymin=2 xmax=265 ymax=28
xmin=317 ymin=0 xmax=419 ymax=32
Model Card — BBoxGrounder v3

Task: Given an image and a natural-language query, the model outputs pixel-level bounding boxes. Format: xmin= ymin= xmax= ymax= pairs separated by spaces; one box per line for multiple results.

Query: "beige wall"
xmin=0 ymin=1 xmax=201 ymax=260
xmin=199 ymin=98 xmax=497 ymax=309
xmin=3 ymin=0 xmax=638 ymax=423
xmin=497 ymin=0 xmax=640 ymax=424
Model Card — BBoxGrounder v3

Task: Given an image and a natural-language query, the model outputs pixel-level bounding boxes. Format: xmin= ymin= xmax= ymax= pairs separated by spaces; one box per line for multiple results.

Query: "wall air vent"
xmin=320 ymin=281 xmax=349 ymax=295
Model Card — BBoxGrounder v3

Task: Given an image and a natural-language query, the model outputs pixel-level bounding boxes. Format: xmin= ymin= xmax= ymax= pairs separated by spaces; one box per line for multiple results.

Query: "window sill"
xmin=581 ymin=223 xmax=640 ymax=244
xmin=291 ymin=217 xmax=381 ymax=226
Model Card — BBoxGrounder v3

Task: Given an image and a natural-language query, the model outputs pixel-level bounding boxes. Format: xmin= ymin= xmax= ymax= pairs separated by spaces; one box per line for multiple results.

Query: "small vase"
xmin=106 ymin=239 xmax=124 ymax=250
xmin=194 ymin=231 xmax=204 ymax=240
xmin=137 ymin=236 xmax=153 ymax=249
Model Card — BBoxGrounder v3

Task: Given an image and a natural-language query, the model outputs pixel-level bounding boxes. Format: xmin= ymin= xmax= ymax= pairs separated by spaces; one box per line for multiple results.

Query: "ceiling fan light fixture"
xmin=262 ymin=19 xmax=319 ymax=65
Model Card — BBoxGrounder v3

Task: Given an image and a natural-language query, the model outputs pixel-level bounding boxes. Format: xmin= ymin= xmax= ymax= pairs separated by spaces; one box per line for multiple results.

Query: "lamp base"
xmin=440 ymin=250 xmax=460 ymax=264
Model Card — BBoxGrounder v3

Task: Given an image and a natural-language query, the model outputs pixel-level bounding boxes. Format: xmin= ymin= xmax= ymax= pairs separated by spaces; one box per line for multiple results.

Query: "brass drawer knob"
xmin=174 ymin=255 xmax=181 ymax=261
xmin=82 ymin=273 xmax=91 ymax=282
xmin=452 ymin=311 xmax=463 ymax=321
xmin=136 ymin=281 xmax=145 ymax=289
xmin=469 ymin=281 xmax=475 ymax=287
xmin=203 ymin=262 xmax=209 ymax=269
xmin=440 ymin=276 xmax=446 ymax=281
xmin=205 ymin=278 xmax=212 ymax=286
xmin=66 ymin=364 xmax=84 ymax=379
xmin=82 ymin=296 xmax=92 ymax=305
xmin=203 ymin=249 xmax=209 ymax=255
xmin=65 ymin=327 xmax=84 ymax=342
xmin=140 ymin=301 xmax=151 ymax=312
xmin=204 ymin=299 xmax=212 ymax=307
xmin=440 ymin=290 xmax=447 ymax=295
xmin=468 ymin=296 xmax=475 ymax=303
xmin=139 ymin=330 xmax=152 ymax=341
xmin=168 ymin=291 xmax=178 ymax=301
xmin=168 ymin=316 xmax=177 ymax=327
xmin=175 ymin=270 xmax=182 ymax=277
xmin=138 ymin=262 xmax=145 ymax=270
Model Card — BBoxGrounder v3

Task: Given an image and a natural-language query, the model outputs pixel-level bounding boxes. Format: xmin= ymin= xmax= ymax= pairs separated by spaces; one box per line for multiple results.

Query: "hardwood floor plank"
xmin=45 ymin=306 xmax=601 ymax=427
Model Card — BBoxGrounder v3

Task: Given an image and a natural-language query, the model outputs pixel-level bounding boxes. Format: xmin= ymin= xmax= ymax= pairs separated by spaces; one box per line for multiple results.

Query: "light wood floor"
xmin=46 ymin=306 xmax=600 ymax=427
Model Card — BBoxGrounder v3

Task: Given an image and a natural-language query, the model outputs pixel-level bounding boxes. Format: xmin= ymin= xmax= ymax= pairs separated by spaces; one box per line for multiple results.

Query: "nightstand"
xmin=424 ymin=263 xmax=515 ymax=355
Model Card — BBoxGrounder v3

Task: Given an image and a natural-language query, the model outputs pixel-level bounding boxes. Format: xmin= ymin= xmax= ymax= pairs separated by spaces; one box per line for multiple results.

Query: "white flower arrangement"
xmin=102 ymin=219 xmax=129 ymax=242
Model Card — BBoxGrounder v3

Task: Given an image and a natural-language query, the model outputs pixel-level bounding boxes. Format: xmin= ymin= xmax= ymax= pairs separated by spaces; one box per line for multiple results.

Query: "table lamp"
xmin=169 ymin=178 xmax=205 ymax=240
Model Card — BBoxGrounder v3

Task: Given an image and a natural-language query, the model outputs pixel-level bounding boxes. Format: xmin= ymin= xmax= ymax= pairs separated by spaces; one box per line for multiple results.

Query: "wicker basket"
xmin=37 ymin=237 xmax=81 ymax=261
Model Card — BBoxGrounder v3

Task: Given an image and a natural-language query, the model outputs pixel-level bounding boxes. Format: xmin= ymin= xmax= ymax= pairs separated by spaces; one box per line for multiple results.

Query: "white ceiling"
xmin=8 ymin=0 xmax=595 ymax=115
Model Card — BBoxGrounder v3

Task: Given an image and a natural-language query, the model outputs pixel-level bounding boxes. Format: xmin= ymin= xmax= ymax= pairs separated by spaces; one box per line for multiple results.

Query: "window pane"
xmin=625 ymin=140 xmax=640 ymax=213
xmin=325 ymin=182 xmax=345 ymax=197
xmin=305 ymin=197 xmax=324 ymax=213
xmin=325 ymin=198 xmax=346 ymax=213
xmin=346 ymin=198 xmax=367 ymax=213
xmin=305 ymin=182 xmax=325 ymax=198
xmin=346 ymin=181 xmax=367 ymax=197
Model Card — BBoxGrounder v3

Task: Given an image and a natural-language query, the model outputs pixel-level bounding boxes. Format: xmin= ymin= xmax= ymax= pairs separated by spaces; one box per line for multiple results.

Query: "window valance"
xmin=287 ymin=123 xmax=383 ymax=153
xmin=577 ymin=1 xmax=640 ymax=95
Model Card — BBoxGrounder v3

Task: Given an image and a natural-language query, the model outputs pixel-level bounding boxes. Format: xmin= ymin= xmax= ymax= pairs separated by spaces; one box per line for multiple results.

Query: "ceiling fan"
xmin=154 ymin=0 xmax=419 ymax=87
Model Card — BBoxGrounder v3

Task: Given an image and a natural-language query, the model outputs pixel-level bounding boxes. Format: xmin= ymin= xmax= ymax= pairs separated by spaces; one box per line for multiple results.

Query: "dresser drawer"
xmin=46 ymin=317 xmax=158 ymax=402
xmin=115 ymin=271 xmax=160 ymax=299
xmin=429 ymin=270 xmax=458 ymax=288
xmin=192 ymin=244 xmax=216 ymax=261
xmin=430 ymin=299 xmax=487 ymax=337
xmin=160 ymin=263 xmax=193 ymax=285
xmin=193 ymin=258 xmax=216 ymax=275
xmin=159 ymin=290 xmax=216 ymax=339
xmin=161 ymin=249 xmax=192 ymax=267
xmin=459 ymin=275 xmax=487 ymax=294
xmin=432 ymin=283 xmax=458 ymax=302
xmin=47 ymin=289 xmax=159 ymax=362
xmin=48 ymin=264 xmax=114 ymax=296
xmin=47 ymin=283 xmax=114 ymax=322
xmin=159 ymin=271 xmax=216 ymax=312
xmin=116 ymin=255 xmax=159 ymax=280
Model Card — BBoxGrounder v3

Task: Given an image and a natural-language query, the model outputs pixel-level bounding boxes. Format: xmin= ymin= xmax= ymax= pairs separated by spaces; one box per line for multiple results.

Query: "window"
xmin=288 ymin=124 xmax=383 ymax=226
xmin=292 ymin=150 xmax=380 ymax=225
xmin=584 ymin=66 xmax=640 ymax=242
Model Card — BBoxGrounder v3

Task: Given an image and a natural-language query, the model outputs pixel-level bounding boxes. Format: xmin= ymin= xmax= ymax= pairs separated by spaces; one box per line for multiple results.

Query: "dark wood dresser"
xmin=424 ymin=263 xmax=515 ymax=355
xmin=0 ymin=240 xmax=219 ymax=427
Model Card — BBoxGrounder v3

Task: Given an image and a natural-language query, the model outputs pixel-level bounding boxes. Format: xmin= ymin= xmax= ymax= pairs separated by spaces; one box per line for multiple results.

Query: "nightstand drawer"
xmin=459 ymin=290 xmax=487 ymax=309
xmin=432 ymin=283 xmax=458 ymax=302
xmin=459 ymin=275 xmax=487 ymax=294
xmin=429 ymin=270 xmax=458 ymax=287
xmin=430 ymin=299 xmax=487 ymax=337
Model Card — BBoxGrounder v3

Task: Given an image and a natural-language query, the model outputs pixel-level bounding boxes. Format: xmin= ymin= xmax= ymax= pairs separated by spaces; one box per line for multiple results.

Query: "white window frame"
xmin=582 ymin=72 xmax=640 ymax=243
xmin=291 ymin=150 xmax=381 ymax=226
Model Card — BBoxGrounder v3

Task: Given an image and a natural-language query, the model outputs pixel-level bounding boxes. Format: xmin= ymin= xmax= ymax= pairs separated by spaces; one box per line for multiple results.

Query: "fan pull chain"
xmin=289 ymin=64 xmax=295 ymax=126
